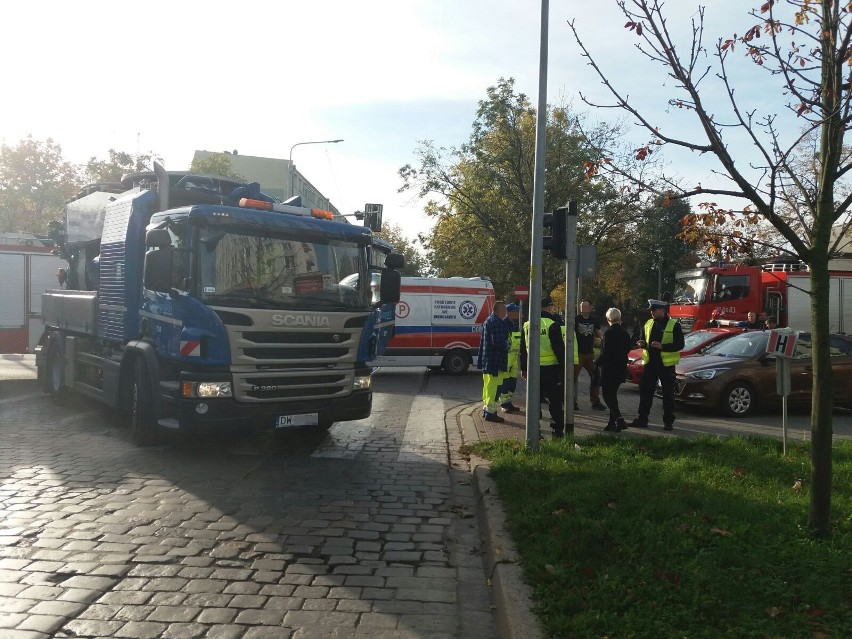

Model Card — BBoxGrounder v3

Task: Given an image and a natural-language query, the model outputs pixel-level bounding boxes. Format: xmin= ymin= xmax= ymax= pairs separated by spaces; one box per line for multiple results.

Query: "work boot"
xmin=591 ymin=402 xmax=607 ymax=411
xmin=501 ymin=403 xmax=520 ymax=413
xmin=629 ymin=419 xmax=648 ymax=429
xmin=603 ymin=419 xmax=617 ymax=432
xmin=615 ymin=418 xmax=628 ymax=432
xmin=483 ymin=412 xmax=505 ymax=423
xmin=663 ymin=423 xmax=674 ymax=431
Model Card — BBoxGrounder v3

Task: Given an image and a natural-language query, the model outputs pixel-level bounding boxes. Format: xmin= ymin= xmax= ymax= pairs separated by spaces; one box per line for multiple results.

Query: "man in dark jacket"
xmin=630 ymin=299 xmax=685 ymax=431
xmin=520 ymin=297 xmax=566 ymax=437
xmin=478 ymin=301 xmax=510 ymax=423
xmin=596 ymin=307 xmax=632 ymax=432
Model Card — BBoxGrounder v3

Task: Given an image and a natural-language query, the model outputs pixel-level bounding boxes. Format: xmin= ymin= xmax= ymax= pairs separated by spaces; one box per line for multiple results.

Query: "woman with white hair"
xmin=595 ymin=307 xmax=632 ymax=432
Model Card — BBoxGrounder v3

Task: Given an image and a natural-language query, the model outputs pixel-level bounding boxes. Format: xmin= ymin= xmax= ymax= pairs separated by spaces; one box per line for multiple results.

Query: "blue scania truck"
xmin=36 ymin=164 xmax=402 ymax=445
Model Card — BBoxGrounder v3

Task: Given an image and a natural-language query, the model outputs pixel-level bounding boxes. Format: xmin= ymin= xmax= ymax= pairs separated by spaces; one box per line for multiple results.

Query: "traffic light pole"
xmin=563 ymin=202 xmax=578 ymax=434
xmin=525 ymin=0 xmax=549 ymax=452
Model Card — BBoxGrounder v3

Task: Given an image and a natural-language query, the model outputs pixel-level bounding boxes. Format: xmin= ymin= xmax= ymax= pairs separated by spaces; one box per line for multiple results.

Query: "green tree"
xmin=84 ymin=148 xmax=161 ymax=183
xmin=375 ymin=222 xmax=428 ymax=276
xmin=400 ymin=78 xmax=648 ymax=299
xmin=0 ymin=136 xmax=81 ymax=234
xmin=190 ymin=153 xmax=244 ymax=180
xmin=571 ymin=0 xmax=852 ymax=536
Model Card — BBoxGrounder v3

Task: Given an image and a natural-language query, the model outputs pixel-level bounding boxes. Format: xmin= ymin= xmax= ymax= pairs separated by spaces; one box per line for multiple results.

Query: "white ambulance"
xmin=374 ymin=276 xmax=495 ymax=374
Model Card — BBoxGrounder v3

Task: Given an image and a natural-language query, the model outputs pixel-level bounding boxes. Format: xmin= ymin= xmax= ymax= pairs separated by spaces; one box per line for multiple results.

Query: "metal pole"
xmin=563 ymin=202 xmax=578 ymax=434
xmin=288 ymin=139 xmax=344 ymax=198
xmin=525 ymin=0 xmax=549 ymax=451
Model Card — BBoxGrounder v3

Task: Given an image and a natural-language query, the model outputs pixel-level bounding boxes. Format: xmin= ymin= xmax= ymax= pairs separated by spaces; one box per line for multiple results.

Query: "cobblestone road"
xmin=0 ymin=369 xmax=496 ymax=639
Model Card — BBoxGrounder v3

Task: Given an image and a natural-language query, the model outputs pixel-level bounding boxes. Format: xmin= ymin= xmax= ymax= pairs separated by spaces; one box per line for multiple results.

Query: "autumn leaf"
xmin=760 ymin=0 xmax=775 ymax=13
xmin=545 ymin=564 xmax=555 ymax=574
xmin=710 ymin=528 xmax=732 ymax=536
xmin=765 ymin=606 xmax=784 ymax=618
xmin=733 ymin=466 xmax=747 ymax=477
xmin=792 ymin=479 xmax=802 ymax=490
xmin=635 ymin=145 xmax=651 ymax=161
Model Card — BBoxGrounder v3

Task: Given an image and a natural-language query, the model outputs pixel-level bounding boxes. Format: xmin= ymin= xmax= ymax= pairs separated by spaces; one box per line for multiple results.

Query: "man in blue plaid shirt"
xmin=477 ymin=300 xmax=510 ymax=423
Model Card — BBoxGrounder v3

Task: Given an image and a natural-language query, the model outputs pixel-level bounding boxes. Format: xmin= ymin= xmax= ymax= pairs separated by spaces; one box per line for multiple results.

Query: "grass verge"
xmin=471 ymin=435 xmax=852 ymax=639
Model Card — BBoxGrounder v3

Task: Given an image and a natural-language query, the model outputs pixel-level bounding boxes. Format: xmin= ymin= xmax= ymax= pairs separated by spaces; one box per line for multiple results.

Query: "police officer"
xmin=497 ymin=303 xmax=522 ymax=413
xmin=630 ymin=299 xmax=685 ymax=431
xmin=520 ymin=296 xmax=566 ymax=438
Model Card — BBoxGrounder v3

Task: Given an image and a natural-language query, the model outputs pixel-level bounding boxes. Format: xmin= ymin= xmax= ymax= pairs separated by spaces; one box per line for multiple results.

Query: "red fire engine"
xmin=669 ymin=260 xmax=851 ymax=333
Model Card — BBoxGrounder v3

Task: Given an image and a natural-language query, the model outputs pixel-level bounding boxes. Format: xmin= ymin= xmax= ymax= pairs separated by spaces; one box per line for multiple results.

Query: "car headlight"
xmin=353 ymin=375 xmax=372 ymax=391
xmin=685 ymin=368 xmax=729 ymax=380
xmin=182 ymin=381 xmax=232 ymax=398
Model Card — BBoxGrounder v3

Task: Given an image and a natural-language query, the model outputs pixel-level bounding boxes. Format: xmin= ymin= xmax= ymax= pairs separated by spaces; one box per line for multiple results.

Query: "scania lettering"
xmin=35 ymin=165 xmax=402 ymax=445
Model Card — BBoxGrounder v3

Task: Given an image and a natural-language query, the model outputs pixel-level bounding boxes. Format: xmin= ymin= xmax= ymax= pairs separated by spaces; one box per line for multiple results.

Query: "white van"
xmin=374 ymin=276 xmax=495 ymax=374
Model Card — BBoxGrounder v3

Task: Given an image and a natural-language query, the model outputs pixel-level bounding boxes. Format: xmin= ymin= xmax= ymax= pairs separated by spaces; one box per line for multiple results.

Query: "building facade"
xmin=191 ymin=151 xmax=342 ymax=219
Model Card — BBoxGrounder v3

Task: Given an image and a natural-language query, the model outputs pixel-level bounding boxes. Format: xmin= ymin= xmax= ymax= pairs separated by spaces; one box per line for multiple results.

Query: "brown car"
xmin=669 ymin=331 xmax=852 ymax=417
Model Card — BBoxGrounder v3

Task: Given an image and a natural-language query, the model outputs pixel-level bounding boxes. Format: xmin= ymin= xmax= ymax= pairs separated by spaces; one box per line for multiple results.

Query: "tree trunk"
xmin=807 ymin=251 xmax=833 ymax=538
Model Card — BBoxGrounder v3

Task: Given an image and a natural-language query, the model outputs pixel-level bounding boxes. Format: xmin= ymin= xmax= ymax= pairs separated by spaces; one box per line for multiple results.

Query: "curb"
xmin=455 ymin=404 xmax=544 ymax=639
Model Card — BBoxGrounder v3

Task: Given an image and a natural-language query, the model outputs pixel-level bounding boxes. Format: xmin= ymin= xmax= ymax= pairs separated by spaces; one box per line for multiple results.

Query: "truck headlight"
xmin=685 ymin=368 xmax=728 ymax=380
xmin=182 ymin=381 xmax=232 ymax=398
xmin=353 ymin=375 xmax=372 ymax=391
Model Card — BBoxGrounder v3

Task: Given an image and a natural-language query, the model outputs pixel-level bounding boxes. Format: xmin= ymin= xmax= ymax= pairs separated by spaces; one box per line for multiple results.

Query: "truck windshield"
xmin=197 ymin=228 xmax=368 ymax=311
xmin=672 ymin=274 xmax=708 ymax=305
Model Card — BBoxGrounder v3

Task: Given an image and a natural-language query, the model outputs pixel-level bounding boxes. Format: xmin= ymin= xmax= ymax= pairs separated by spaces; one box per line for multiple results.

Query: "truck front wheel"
xmin=129 ymin=358 xmax=159 ymax=446
xmin=442 ymin=349 xmax=471 ymax=375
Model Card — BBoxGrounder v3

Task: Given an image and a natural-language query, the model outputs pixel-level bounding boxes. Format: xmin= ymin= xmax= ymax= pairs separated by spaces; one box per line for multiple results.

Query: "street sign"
xmin=766 ymin=329 xmax=798 ymax=358
xmin=514 ymin=285 xmax=529 ymax=299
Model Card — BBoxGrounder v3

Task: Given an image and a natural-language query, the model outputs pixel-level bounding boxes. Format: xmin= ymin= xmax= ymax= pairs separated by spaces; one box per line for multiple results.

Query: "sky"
xmin=0 ymin=1 xmax=793 ymax=241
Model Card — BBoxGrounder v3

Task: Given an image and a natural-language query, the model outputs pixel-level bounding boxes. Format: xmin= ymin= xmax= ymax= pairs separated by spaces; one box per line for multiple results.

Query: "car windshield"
xmin=197 ymin=227 xmax=368 ymax=311
xmin=704 ymin=332 xmax=769 ymax=358
xmin=683 ymin=330 xmax=721 ymax=351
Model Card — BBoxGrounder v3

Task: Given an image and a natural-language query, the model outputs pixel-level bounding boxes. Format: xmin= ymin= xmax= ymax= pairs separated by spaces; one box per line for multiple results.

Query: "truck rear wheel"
xmin=442 ymin=349 xmax=471 ymax=375
xmin=129 ymin=358 xmax=159 ymax=446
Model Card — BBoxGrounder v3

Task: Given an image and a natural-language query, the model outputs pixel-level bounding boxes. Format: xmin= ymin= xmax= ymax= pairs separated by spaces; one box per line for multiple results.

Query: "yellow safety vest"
xmin=524 ymin=317 xmax=558 ymax=366
xmin=642 ymin=318 xmax=681 ymax=366
xmin=560 ymin=325 xmax=580 ymax=364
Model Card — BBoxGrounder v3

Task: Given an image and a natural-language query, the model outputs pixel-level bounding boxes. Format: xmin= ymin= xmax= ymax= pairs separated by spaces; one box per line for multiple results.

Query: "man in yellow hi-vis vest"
xmin=629 ymin=299 xmax=685 ymax=431
xmin=520 ymin=297 xmax=566 ymax=437
xmin=497 ymin=303 xmax=522 ymax=413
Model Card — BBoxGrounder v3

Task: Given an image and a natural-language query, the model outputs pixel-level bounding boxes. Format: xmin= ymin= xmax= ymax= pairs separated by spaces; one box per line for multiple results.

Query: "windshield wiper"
xmin=208 ymin=293 xmax=281 ymax=309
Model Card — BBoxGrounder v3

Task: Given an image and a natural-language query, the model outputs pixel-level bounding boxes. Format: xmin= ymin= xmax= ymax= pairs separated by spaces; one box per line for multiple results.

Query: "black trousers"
xmin=637 ymin=361 xmax=676 ymax=426
xmin=540 ymin=364 xmax=564 ymax=432
xmin=601 ymin=381 xmax=623 ymax=422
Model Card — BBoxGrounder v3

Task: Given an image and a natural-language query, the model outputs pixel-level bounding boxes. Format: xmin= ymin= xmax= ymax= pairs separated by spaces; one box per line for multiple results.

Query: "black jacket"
xmin=596 ymin=322 xmax=631 ymax=385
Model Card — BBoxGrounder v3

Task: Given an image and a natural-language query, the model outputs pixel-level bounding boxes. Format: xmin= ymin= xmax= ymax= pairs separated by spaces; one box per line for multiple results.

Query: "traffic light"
xmin=543 ymin=206 xmax=569 ymax=260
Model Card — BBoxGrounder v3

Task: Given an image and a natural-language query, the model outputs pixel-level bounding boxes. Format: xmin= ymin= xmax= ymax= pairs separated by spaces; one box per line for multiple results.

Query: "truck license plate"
xmin=275 ymin=413 xmax=319 ymax=428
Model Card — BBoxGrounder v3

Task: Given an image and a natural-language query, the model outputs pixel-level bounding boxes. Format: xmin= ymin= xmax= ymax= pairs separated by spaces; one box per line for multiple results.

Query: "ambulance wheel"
xmin=129 ymin=358 xmax=159 ymax=446
xmin=44 ymin=338 xmax=66 ymax=400
xmin=442 ymin=350 xmax=470 ymax=375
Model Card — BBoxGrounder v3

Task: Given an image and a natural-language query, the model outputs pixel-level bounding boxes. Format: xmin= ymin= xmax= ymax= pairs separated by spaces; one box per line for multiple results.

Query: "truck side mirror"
xmin=364 ymin=203 xmax=383 ymax=233
xmin=144 ymin=247 xmax=174 ymax=293
xmin=146 ymin=228 xmax=172 ymax=248
xmin=380 ymin=269 xmax=401 ymax=305
xmin=385 ymin=252 xmax=405 ymax=270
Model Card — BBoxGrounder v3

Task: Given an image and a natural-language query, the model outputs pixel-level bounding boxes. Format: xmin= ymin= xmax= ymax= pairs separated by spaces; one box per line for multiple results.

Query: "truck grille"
xmin=214 ymin=308 xmax=369 ymax=403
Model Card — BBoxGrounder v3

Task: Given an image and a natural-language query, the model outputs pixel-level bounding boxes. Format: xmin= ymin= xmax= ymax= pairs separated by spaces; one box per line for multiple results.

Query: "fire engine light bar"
xmin=311 ymin=209 xmax=334 ymax=220
xmin=239 ymin=198 xmax=273 ymax=211
xmin=181 ymin=381 xmax=233 ymax=398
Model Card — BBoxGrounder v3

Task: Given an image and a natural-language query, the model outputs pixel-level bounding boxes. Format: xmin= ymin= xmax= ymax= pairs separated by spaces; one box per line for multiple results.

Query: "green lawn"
xmin=470 ymin=435 xmax=852 ymax=639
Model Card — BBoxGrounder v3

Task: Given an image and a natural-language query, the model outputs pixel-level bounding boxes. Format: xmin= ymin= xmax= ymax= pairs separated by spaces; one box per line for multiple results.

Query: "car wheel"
xmin=442 ymin=349 xmax=471 ymax=375
xmin=129 ymin=357 xmax=159 ymax=446
xmin=721 ymin=381 xmax=756 ymax=417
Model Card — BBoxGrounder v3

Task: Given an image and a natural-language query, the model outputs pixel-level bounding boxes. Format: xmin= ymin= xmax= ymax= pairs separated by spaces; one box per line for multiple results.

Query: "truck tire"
xmin=43 ymin=338 xmax=67 ymax=401
xmin=442 ymin=349 xmax=471 ymax=376
xmin=129 ymin=357 xmax=159 ymax=446
xmin=721 ymin=381 xmax=756 ymax=417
